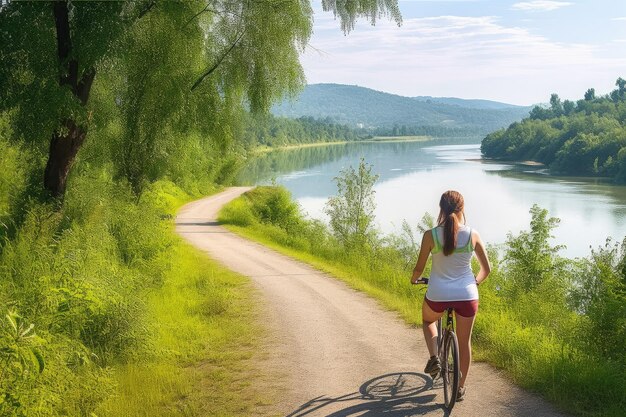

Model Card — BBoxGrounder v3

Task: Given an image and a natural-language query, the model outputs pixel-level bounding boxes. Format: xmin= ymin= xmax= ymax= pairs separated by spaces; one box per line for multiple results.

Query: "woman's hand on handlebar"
xmin=411 ymin=276 xmax=429 ymax=285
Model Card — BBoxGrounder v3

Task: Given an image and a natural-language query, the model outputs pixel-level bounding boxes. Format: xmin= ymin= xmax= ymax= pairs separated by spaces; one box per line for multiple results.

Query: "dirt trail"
xmin=176 ymin=187 xmax=570 ymax=417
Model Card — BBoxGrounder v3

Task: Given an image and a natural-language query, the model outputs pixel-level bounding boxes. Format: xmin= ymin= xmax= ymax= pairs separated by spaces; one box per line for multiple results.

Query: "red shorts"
xmin=424 ymin=297 xmax=479 ymax=318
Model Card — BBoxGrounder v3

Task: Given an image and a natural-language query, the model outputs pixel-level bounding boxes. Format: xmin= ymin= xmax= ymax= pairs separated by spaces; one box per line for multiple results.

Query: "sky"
xmin=300 ymin=0 xmax=626 ymax=105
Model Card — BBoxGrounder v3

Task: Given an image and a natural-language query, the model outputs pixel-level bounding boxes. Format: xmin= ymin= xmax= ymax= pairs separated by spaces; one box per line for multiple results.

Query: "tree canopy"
xmin=481 ymin=78 xmax=626 ymax=182
xmin=0 ymin=0 xmax=402 ymax=197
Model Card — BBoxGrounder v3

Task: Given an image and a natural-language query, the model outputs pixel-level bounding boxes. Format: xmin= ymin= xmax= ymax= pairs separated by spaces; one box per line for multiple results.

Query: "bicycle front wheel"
xmin=442 ymin=331 xmax=460 ymax=410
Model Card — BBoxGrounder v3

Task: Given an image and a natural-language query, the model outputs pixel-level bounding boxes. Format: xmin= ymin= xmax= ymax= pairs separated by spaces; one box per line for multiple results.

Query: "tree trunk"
xmin=43 ymin=119 xmax=87 ymax=198
xmin=45 ymin=1 xmax=94 ymax=198
xmin=45 ymin=1 xmax=152 ymax=198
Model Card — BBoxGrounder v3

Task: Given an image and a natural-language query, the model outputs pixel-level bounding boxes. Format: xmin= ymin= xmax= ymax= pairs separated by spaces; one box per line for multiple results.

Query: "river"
xmin=238 ymin=138 xmax=626 ymax=258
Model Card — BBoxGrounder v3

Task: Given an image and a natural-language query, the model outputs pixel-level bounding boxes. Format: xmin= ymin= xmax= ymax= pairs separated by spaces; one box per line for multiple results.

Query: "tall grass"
xmin=219 ymin=186 xmax=626 ymax=417
xmin=96 ymin=240 xmax=269 ymax=417
xmin=0 ymin=137 xmax=269 ymax=416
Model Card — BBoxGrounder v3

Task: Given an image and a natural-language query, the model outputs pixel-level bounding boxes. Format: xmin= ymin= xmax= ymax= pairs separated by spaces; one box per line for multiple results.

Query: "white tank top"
xmin=426 ymin=224 xmax=479 ymax=302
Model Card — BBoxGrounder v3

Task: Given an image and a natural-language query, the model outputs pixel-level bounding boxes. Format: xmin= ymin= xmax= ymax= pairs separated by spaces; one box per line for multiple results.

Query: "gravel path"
xmin=176 ymin=187 xmax=570 ymax=417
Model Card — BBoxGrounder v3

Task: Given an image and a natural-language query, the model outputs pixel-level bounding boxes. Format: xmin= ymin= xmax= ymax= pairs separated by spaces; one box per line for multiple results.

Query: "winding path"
xmin=176 ymin=187 xmax=570 ymax=417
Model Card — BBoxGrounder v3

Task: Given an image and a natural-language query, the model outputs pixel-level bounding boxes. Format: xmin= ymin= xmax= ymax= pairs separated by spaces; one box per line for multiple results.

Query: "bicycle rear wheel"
xmin=442 ymin=331 xmax=460 ymax=410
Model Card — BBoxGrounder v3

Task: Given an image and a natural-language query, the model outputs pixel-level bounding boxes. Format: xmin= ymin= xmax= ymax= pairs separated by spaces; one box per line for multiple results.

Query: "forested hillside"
xmin=0 ymin=1 xmax=401 ymax=415
xmin=481 ymin=78 xmax=626 ymax=182
xmin=272 ymin=83 xmax=532 ymax=136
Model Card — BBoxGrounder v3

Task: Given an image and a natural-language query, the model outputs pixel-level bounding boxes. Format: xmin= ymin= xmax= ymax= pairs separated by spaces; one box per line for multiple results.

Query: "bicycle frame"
xmin=414 ymin=277 xmax=460 ymax=410
xmin=436 ymin=307 xmax=455 ymax=356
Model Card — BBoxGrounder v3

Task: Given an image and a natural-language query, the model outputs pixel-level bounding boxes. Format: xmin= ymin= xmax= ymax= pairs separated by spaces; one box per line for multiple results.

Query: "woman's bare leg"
xmin=454 ymin=313 xmax=476 ymax=388
xmin=422 ymin=300 xmax=444 ymax=357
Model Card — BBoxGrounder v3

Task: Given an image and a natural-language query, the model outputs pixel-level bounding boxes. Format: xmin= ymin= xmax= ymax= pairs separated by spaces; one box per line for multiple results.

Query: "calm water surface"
xmin=239 ymin=139 xmax=626 ymax=258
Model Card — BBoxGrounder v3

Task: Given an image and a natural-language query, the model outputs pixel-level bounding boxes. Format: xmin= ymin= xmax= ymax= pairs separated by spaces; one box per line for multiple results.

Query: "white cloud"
xmin=511 ymin=1 xmax=573 ymax=12
xmin=611 ymin=17 xmax=626 ymax=21
xmin=302 ymin=14 xmax=626 ymax=104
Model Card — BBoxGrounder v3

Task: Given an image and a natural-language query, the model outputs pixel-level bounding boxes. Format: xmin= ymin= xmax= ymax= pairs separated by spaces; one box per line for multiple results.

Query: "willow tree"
xmin=0 ymin=0 xmax=401 ymax=198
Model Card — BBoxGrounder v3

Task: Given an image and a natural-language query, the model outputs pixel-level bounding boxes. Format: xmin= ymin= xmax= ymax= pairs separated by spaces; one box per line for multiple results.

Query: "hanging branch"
xmin=184 ymin=3 xmax=214 ymax=27
xmin=190 ymin=29 xmax=246 ymax=91
xmin=137 ymin=0 xmax=156 ymax=19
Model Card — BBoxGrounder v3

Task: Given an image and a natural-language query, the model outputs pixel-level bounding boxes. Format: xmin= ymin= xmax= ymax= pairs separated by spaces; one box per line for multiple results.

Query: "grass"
xmin=96 ymin=241 xmax=270 ymax=417
xmin=0 ymin=168 xmax=276 ymax=416
xmin=95 ymin=194 xmax=274 ymax=417
xmin=0 ymin=159 xmax=277 ymax=416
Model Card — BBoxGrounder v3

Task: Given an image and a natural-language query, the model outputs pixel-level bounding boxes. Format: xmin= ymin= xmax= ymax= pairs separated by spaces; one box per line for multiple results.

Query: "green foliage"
xmin=570 ymin=238 xmax=626 ymax=360
xmin=0 ymin=0 xmax=405 ymax=414
xmin=0 ymin=0 xmax=134 ymax=148
xmin=503 ymin=205 xmax=566 ymax=295
xmin=0 ymin=310 xmax=44 ymax=413
xmin=482 ymin=78 xmax=626 ymax=182
xmin=0 ymin=0 xmax=402 ymax=197
xmin=0 ymin=118 xmax=248 ymax=414
xmin=0 ymin=167 xmax=269 ymax=415
xmin=111 ymin=4 xmax=206 ymax=193
xmin=0 ymin=115 xmax=35 ymax=239
xmin=246 ymin=186 xmax=301 ymax=230
xmin=325 ymin=158 xmax=379 ymax=248
xmin=322 ymin=0 xmax=402 ymax=33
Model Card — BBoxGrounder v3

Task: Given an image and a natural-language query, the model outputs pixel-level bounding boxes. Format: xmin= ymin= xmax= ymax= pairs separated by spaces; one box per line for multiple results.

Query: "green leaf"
xmin=6 ymin=311 xmax=18 ymax=335
xmin=32 ymin=349 xmax=45 ymax=374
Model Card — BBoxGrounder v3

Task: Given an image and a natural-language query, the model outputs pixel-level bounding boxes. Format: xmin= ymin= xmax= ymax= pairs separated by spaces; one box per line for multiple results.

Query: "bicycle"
xmin=414 ymin=277 xmax=460 ymax=411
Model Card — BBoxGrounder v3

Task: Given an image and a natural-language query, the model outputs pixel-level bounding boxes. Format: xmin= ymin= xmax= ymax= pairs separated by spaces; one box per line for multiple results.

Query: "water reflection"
xmin=237 ymin=139 xmax=626 ymax=258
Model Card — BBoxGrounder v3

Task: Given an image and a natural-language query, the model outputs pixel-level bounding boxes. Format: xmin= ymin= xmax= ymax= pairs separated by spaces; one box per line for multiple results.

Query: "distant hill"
xmin=273 ymin=84 xmax=532 ymax=136
xmin=411 ymin=96 xmax=523 ymax=110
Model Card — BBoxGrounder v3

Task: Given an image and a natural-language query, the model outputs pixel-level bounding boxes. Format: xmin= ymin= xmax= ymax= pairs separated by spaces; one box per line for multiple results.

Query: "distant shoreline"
xmin=471 ymin=157 xmax=546 ymax=167
xmin=250 ymin=135 xmax=433 ymax=155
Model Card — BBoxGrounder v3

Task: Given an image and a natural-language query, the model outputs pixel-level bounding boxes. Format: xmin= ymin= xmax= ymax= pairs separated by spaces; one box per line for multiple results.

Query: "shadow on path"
xmin=176 ymin=220 xmax=221 ymax=226
xmin=286 ymin=372 xmax=446 ymax=417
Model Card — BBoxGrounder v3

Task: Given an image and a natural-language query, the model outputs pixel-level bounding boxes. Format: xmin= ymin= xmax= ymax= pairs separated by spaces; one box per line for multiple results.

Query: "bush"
xmin=0 ymin=170 xmax=196 ymax=414
xmin=325 ymin=158 xmax=379 ymax=249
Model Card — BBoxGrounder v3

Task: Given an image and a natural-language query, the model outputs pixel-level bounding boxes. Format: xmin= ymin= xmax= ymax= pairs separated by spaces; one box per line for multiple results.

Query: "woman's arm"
xmin=472 ymin=230 xmax=491 ymax=285
xmin=411 ymin=231 xmax=434 ymax=284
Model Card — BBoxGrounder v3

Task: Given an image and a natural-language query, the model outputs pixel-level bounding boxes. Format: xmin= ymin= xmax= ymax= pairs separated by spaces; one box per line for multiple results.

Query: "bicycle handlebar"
xmin=412 ymin=277 xmax=429 ymax=285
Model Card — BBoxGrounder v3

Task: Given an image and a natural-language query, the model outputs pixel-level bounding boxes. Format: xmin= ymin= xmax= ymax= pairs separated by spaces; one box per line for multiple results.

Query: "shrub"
xmin=325 ymin=158 xmax=379 ymax=249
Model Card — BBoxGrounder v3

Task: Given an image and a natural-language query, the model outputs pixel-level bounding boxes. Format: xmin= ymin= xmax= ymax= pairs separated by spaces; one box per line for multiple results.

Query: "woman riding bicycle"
xmin=410 ymin=190 xmax=491 ymax=401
